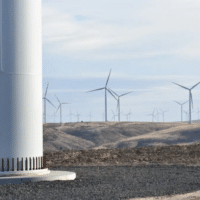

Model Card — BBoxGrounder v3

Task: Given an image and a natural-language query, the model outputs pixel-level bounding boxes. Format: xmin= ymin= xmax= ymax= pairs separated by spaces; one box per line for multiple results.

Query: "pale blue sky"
xmin=42 ymin=0 xmax=200 ymax=123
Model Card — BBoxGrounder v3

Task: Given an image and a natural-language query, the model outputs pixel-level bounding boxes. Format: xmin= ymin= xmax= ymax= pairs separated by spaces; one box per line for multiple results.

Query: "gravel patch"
xmin=0 ymin=164 xmax=200 ymax=199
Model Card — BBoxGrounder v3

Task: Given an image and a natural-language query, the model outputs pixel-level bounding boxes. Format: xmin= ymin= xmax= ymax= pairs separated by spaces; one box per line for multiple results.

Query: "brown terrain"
xmin=43 ymin=121 xmax=200 ymax=200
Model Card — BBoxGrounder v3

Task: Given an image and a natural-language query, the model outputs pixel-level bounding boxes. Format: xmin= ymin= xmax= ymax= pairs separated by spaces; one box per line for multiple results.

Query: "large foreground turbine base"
xmin=0 ymin=169 xmax=76 ymax=185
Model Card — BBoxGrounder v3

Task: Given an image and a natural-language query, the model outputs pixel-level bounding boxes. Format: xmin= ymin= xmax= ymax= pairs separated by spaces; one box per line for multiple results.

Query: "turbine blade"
xmin=107 ymin=89 xmax=117 ymax=100
xmin=105 ymin=69 xmax=112 ymax=87
xmin=107 ymin=87 xmax=119 ymax=97
xmin=45 ymin=98 xmax=56 ymax=108
xmin=173 ymin=100 xmax=181 ymax=105
xmin=182 ymin=100 xmax=188 ymax=105
xmin=120 ymin=91 xmax=132 ymax=97
xmin=44 ymin=82 xmax=49 ymax=97
xmin=86 ymin=87 xmax=105 ymax=93
xmin=55 ymin=94 xmax=61 ymax=103
xmin=172 ymin=82 xmax=189 ymax=90
xmin=191 ymin=82 xmax=200 ymax=90
xmin=112 ymin=109 xmax=115 ymax=115
xmin=55 ymin=104 xmax=60 ymax=114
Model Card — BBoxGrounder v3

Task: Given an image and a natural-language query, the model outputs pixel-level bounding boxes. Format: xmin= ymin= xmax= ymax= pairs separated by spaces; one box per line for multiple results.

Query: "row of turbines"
xmin=43 ymin=69 xmax=200 ymax=124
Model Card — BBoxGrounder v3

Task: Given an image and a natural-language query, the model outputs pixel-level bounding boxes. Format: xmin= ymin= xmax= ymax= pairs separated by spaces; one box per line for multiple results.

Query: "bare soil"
xmin=44 ymin=142 xmax=200 ymax=168
xmin=43 ymin=121 xmax=200 ymax=168
xmin=2 ymin=122 xmax=200 ymax=200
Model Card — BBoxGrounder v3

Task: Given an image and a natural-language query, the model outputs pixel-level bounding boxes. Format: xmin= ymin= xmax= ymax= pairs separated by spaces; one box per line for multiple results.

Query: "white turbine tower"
xmin=75 ymin=110 xmax=81 ymax=122
xmin=107 ymin=88 xmax=132 ymax=122
xmin=87 ymin=69 xmax=115 ymax=122
xmin=183 ymin=110 xmax=195 ymax=122
xmin=155 ymin=112 xmax=161 ymax=123
xmin=196 ymin=108 xmax=200 ymax=122
xmin=68 ymin=109 xmax=75 ymax=123
xmin=87 ymin=111 xmax=93 ymax=122
xmin=159 ymin=109 xmax=169 ymax=123
xmin=50 ymin=110 xmax=59 ymax=123
xmin=183 ymin=110 xmax=188 ymax=121
xmin=173 ymin=100 xmax=188 ymax=122
xmin=55 ymin=94 xmax=70 ymax=124
xmin=154 ymin=107 xmax=160 ymax=122
xmin=111 ymin=110 xmax=118 ymax=121
xmin=123 ymin=113 xmax=129 ymax=121
xmin=147 ymin=108 xmax=156 ymax=122
xmin=172 ymin=82 xmax=200 ymax=124
xmin=0 ymin=0 xmax=76 ymax=185
xmin=128 ymin=110 xmax=133 ymax=122
xmin=43 ymin=82 xmax=56 ymax=124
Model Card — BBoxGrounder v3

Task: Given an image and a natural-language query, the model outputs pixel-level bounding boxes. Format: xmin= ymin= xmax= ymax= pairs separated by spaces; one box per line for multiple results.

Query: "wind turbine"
xmin=75 ymin=110 xmax=81 ymax=122
xmin=128 ymin=110 xmax=133 ymax=122
xmin=196 ymin=107 xmax=200 ymax=122
xmin=86 ymin=69 xmax=116 ymax=122
xmin=111 ymin=110 xmax=118 ymax=121
xmin=87 ymin=111 xmax=93 ymax=122
xmin=183 ymin=110 xmax=195 ymax=122
xmin=173 ymin=100 xmax=188 ymax=122
xmin=55 ymin=94 xmax=70 ymax=124
xmin=107 ymin=88 xmax=132 ymax=122
xmin=123 ymin=112 xmax=130 ymax=121
xmin=183 ymin=110 xmax=188 ymax=122
xmin=172 ymin=82 xmax=200 ymax=124
xmin=159 ymin=109 xmax=169 ymax=123
xmin=155 ymin=112 xmax=162 ymax=123
xmin=43 ymin=82 xmax=56 ymax=124
xmin=154 ymin=107 xmax=161 ymax=122
xmin=50 ymin=110 xmax=59 ymax=123
xmin=147 ymin=108 xmax=156 ymax=122
xmin=68 ymin=109 xmax=75 ymax=123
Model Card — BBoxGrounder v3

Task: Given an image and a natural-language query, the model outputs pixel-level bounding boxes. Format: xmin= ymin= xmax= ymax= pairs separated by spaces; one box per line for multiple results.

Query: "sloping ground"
xmin=41 ymin=122 xmax=200 ymax=200
xmin=1 ymin=122 xmax=200 ymax=199
xmin=43 ymin=122 xmax=200 ymax=152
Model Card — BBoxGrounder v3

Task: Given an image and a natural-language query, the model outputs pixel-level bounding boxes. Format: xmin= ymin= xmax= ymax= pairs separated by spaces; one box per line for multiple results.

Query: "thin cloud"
xmin=42 ymin=1 xmax=200 ymax=60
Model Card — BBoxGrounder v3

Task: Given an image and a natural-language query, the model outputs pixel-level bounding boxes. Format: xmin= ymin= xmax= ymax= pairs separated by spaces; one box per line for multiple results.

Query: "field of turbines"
xmin=40 ymin=70 xmax=200 ymax=200
xmin=43 ymin=69 xmax=200 ymax=125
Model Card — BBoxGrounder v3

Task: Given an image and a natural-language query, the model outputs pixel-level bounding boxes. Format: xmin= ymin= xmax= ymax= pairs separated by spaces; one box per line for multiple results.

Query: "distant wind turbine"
xmin=87 ymin=111 xmax=93 ymax=122
xmin=123 ymin=112 xmax=130 ymax=121
xmin=68 ymin=109 xmax=75 ymax=123
xmin=43 ymin=82 xmax=56 ymax=124
xmin=55 ymin=94 xmax=70 ymax=124
xmin=50 ymin=110 xmax=59 ymax=123
xmin=147 ymin=108 xmax=156 ymax=122
xmin=107 ymin=87 xmax=133 ymax=122
xmin=128 ymin=110 xmax=133 ymax=122
xmin=196 ymin=108 xmax=200 ymax=121
xmin=111 ymin=110 xmax=118 ymax=121
xmin=173 ymin=100 xmax=188 ymax=122
xmin=183 ymin=110 xmax=195 ymax=122
xmin=155 ymin=112 xmax=162 ymax=123
xmin=159 ymin=109 xmax=169 ymax=123
xmin=86 ymin=69 xmax=115 ymax=122
xmin=75 ymin=110 xmax=81 ymax=122
xmin=172 ymin=82 xmax=200 ymax=124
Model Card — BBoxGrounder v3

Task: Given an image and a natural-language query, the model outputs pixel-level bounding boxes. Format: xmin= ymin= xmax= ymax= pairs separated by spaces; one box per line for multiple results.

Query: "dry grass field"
xmin=43 ymin=121 xmax=200 ymax=200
